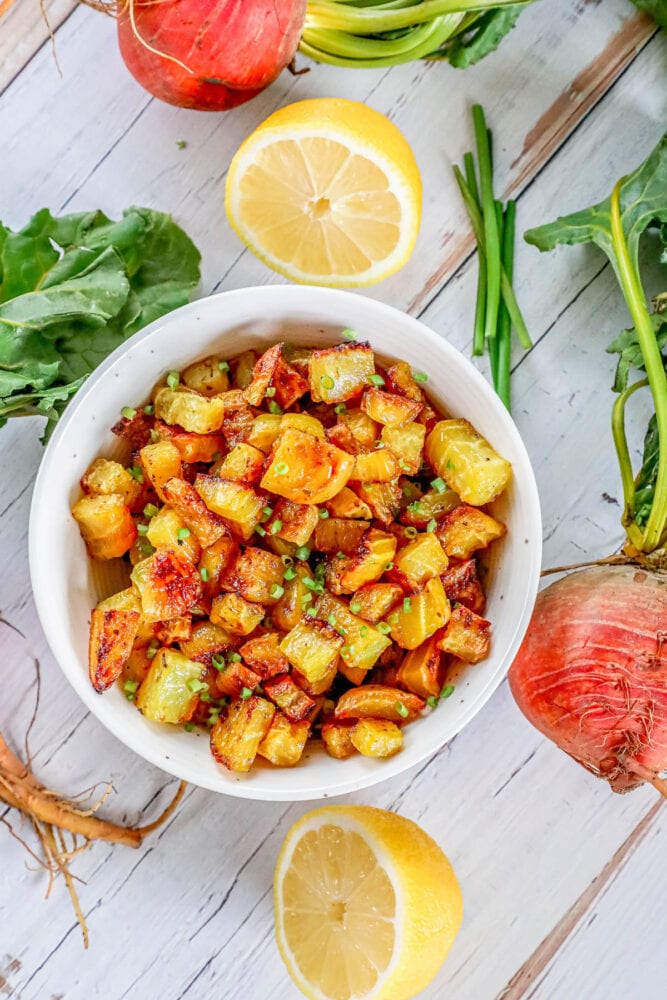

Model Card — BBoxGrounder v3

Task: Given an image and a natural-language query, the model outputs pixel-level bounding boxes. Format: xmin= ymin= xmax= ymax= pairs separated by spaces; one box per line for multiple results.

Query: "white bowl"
xmin=30 ymin=286 xmax=541 ymax=801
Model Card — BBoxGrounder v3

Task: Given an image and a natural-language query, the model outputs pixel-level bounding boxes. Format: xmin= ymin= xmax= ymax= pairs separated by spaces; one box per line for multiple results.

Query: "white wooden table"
xmin=1 ymin=3 xmax=666 ymax=997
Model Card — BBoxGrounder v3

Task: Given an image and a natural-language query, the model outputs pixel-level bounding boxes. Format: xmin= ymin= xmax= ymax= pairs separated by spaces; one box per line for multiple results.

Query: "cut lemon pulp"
xmin=225 ymin=99 xmax=422 ymax=287
xmin=274 ymin=805 xmax=463 ymax=1000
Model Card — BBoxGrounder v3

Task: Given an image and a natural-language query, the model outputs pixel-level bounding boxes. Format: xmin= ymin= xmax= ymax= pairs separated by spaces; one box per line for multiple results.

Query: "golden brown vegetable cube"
xmin=81 ymin=458 xmax=142 ymax=507
xmin=263 ymin=673 xmax=317 ymax=721
xmin=349 ymin=582 xmax=404 ymax=624
xmin=161 ymin=477 xmax=228 ymax=548
xmin=352 ymin=480 xmax=401 ymax=526
xmin=88 ymin=608 xmax=140 ymax=693
xmin=350 ymin=450 xmax=400 ymax=484
xmin=179 ymin=620 xmax=235 ymax=664
xmin=390 ymin=576 xmax=450 ymax=650
xmin=437 ymin=605 xmax=491 ymax=663
xmin=258 ymin=713 xmax=311 ymax=767
xmin=198 ymin=536 xmax=239 ymax=601
xmin=440 ymin=559 xmax=486 ymax=614
xmin=325 ymin=487 xmax=373 ymax=520
xmin=268 ymin=498 xmax=319 ymax=547
xmin=210 ymin=592 xmax=264 ymax=636
xmin=400 ymin=486 xmax=460 ymax=528
xmin=121 ymin=641 xmax=153 ymax=687
xmin=272 ymin=564 xmax=313 ymax=632
xmin=239 ymin=633 xmax=289 ymax=679
xmin=321 ymin=719 xmax=357 ymax=759
xmin=361 ymin=387 xmax=422 ymax=427
xmin=246 ymin=413 xmax=283 ymax=453
xmin=334 ymin=685 xmax=425 ymax=722
xmin=391 ymin=533 xmax=448 ymax=591
xmin=328 ymin=529 xmax=397 ymax=595
xmin=279 ymin=618 xmax=343 ymax=683
xmin=96 ymin=587 xmax=142 ymax=613
xmin=261 ymin=427 xmax=354 ymax=505
xmin=314 ymin=591 xmax=391 ymax=672
xmin=131 ymin=548 xmax=203 ymax=621
xmin=153 ymin=617 xmax=192 ymax=644
xmin=182 ymin=355 xmax=230 ymax=396
xmin=291 ymin=659 xmax=339 ymax=696
xmin=380 ymin=422 xmax=426 ymax=475
xmin=383 ymin=361 xmax=427 ymax=401
xmin=351 ymin=719 xmax=403 ymax=758
xmin=308 ymin=342 xmax=376 ymax=403
xmin=153 ymin=422 xmax=225 ymax=464
xmin=397 ymin=634 xmax=446 ymax=698
xmin=314 ymin=517 xmax=369 ymax=554
xmin=146 ymin=506 xmax=201 ymax=563
xmin=195 ymin=475 xmax=264 ymax=540
xmin=425 ymin=419 xmax=511 ymax=505
xmin=210 ymin=696 xmax=275 ymax=772
xmin=72 ymin=494 xmax=137 ymax=560
xmin=215 ymin=660 xmax=261 ymax=699
xmin=154 ymin=386 xmax=225 ymax=435
xmin=215 ymin=443 xmax=264 ymax=487
xmin=337 ymin=661 xmax=367 ymax=686
xmin=136 ymin=648 xmax=205 ymax=724
xmin=220 ymin=391 xmax=255 ymax=447
xmin=221 ymin=547 xmax=284 ymax=604
xmin=111 ymin=409 xmax=154 ymax=449
xmin=436 ymin=504 xmax=506 ymax=560
xmin=281 ymin=412 xmax=326 ymax=440
xmin=231 ymin=349 xmax=258 ymax=389
xmin=242 ymin=343 xmax=309 ymax=408
xmin=338 ymin=408 xmax=378 ymax=447
xmin=326 ymin=423 xmax=362 ymax=455
xmin=140 ymin=440 xmax=182 ymax=502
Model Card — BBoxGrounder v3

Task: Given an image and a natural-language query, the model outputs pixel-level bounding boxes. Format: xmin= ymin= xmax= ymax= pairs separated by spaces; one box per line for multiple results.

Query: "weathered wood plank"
xmin=0 ymin=0 xmax=76 ymax=96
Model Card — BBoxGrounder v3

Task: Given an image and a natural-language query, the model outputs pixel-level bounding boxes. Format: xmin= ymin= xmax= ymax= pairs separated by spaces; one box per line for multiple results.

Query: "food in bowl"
xmin=71 ymin=333 xmax=510 ymax=773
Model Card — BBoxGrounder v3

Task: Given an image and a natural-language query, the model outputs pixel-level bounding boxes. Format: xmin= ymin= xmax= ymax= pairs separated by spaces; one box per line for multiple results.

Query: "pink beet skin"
xmin=509 ymin=564 xmax=667 ymax=793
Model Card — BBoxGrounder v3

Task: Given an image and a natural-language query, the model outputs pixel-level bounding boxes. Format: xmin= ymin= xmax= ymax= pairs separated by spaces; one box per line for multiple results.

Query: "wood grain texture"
xmin=0 ymin=0 xmax=76 ymax=96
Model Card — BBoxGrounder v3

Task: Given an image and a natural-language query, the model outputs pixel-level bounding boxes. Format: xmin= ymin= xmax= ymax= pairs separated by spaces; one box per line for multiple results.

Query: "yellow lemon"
xmin=225 ymin=98 xmax=422 ymax=287
xmin=274 ymin=805 xmax=463 ymax=1000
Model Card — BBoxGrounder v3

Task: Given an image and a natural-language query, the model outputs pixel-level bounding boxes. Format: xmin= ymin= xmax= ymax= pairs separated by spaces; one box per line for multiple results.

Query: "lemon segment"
xmin=274 ymin=805 xmax=463 ymax=1000
xmin=225 ymin=99 xmax=422 ymax=287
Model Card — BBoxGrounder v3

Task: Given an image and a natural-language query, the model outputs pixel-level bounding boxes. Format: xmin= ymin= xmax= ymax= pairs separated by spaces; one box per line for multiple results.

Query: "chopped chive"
xmin=303 ymin=577 xmax=323 ymax=594
xmin=123 ymin=679 xmax=139 ymax=694
xmin=404 ymin=526 xmax=418 ymax=538
xmin=407 ymin=501 xmax=425 ymax=515
xmin=274 ymin=461 xmax=289 ymax=475
xmin=143 ymin=404 xmax=154 ymax=416
xmin=336 ymin=624 xmax=347 ymax=637
xmin=212 ymin=451 xmax=222 ymax=462
xmin=341 ymin=329 xmax=357 ymax=341
xmin=187 ymin=678 xmax=208 ymax=693
xmin=359 ymin=625 xmax=369 ymax=637
xmin=229 ymin=652 xmax=242 ymax=663
xmin=412 ymin=371 xmax=428 ymax=383
xmin=301 ymin=593 xmax=313 ymax=607
xmin=146 ymin=642 xmax=159 ymax=659
xmin=334 ymin=403 xmax=347 ymax=414
xmin=255 ymin=525 xmax=266 ymax=537
xmin=336 ymin=551 xmax=346 ymax=560
xmin=395 ymin=701 xmax=409 ymax=718
xmin=315 ymin=562 xmax=326 ymax=579
xmin=166 ymin=371 xmax=180 ymax=389
xmin=341 ymin=646 xmax=351 ymax=658
xmin=350 ymin=602 xmax=362 ymax=614
xmin=262 ymin=506 xmax=273 ymax=518
xmin=305 ymin=605 xmax=316 ymax=617
xmin=377 ymin=621 xmax=391 ymax=635
xmin=387 ymin=613 xmax=399 ymax=625
xmin=426 ymin=696 xmax=439 ymax=710
xmin=121 ymin=406 xmax=137 ymax=420
xmin=321 ymin=374 xmax=335 ymax=391
xmin=295 ymin=545 xmax=311 ymax=561
xmin=452 ymin=601 xmax=461 ymax=609
xmin=472 ymin=105 xmax=500 ymax=343
xmin=319 ymin=509 xmax=329 ymax=519
xmin=240 ymin=687 xmax=253 ymax=700
xmin=140 ymin=542 xmax=156 ymax=556
xmin=283 ymin=566 xmax=297 ymax=581
xmin=281 ymin=555 xmax=293 ymax=566
xmin=200 ymin=567 xmax=209 ymax=582
xmin=137 ymin=523 xmax=149 ymax=536
xmin=446 ymin=460 xmax=455 ymax=471
xmin=127 ymin=465 xmax=144 ymax=483
xmin=218 ymin=360 xmax=230 ymax=372
xmin=440 ymin=684 xmax=455 ymax=699
xmin=150 ymin=429 xmax=160 ymax=444
xmin=265 ymin=386 xmax=276 ymax=397
xmin=426 ymin=519 xmax=437 ymax=533
xmin=431 ymin=477 xmax=446 ymax=493
xmin=211 ymin=654 xmax=226 ymax=671
xmin=327 ymin=613 xmax=337 ymax=627
xmin=403 ymin=596 xmax=412 ymax=613
xmin=177 ymin=527 xmax=190 ymax=539
xmin=368 ymin=374 xmax=385 ymax=387
xmin=184 ymin=722 xmax=195 ymax=732
xmin=268 ymin=401 xmax=282 ymax=414
xmin=270 ymin=583 xmax=285 ymax=600
xmin=399 ymin=460 xmax=411 ymax=471
xmin=384 ymin=562 xmax=394 ymax=571
xmin=199 ymin=691 xmax=212 ymax=703
xmin=144 ymin=503 xmax=159 ymax=519
xmin=270 ymin=520 xmax=283 ymax=535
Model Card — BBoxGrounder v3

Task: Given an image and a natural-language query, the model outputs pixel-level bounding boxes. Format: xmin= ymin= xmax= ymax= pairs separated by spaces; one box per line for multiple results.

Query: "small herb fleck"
xmin=166 ymin=371 xmax=180 ymax=389
xmin=121 ymin=406 xmax=136 ymax=420
xmin=395 ymin=701 xmax=409 ymax=718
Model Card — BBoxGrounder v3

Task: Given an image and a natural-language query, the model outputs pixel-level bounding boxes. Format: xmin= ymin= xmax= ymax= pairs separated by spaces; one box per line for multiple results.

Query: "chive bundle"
xmin=453 ymin=105 xmax=531 ymax=411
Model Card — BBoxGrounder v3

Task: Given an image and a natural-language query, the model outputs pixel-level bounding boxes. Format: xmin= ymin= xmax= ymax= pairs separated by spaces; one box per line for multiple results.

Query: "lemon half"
xmin=274 ymin=805 xmax=463 ymax=1000
xmin=225 ymin=99 xmax=422 ymax=287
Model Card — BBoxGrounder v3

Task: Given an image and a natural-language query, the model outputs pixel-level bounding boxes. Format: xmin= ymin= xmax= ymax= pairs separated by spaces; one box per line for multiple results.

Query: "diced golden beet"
xmin=72 ymin=494 xmax=137 ymax=560
xmin=397 ymin=634 xmax=446 ymax=698
xmin=221 ymin=547 xmax=284 ymax=604
xmin=258 ymin=713 xmax=310 ymax=767
xmin=131 ymin=548 xmax=203 ymax=622
xmin=337 ymin=661 xmax=367 ymax=686
xmin=391 ymin=533 xmax=448 ymax=591
xmin=242 ymin=343 xmax=309 ymax=408
xmin=272 ymin=565 xmax=312 ymax=632
xmin=292 ymin=660 xmax=338 ymax=696
xmin=314 ymin=591 xmax=391 ymax=672
xmin=350 ymin=450 xmax=400 ymax=484
xmin=351 ymin=719 xmax=403 ymax=758
xmin=121 ymin=641 xmax=153 ymax=687
xmin=153 ymin=617 xmax=192 ymax=644
xmin=215 ymin=660 xmax=261 ymax=699
xmin=268 ymin=498 xmax=319 ymax=547
xmin=361 ymin=387 xmax=422 ymax=427
xmin=279 ymin=618 xmax=343 ymax=683
xmin=97 ymin=587 xmax=142 ymax=613
xmin=81 ymin=458 xmax=142 ymax=507
xmin=352 ymin=480 xmax=401 ymax=526
xmin=140 ymin=440 xmax=182 ymax=501
xmin=161 ymin=477 xmax=228 ymax=548
xmin=321 ymin=719 xmax=357 ymax=759
xmin=231 ymin=349 xmax=258 ymax=389
xmin=263 ymin=673 xmax=316 ymax=721
xmin=308 ymin=342 xmax=375 ymax=403
xmin=136 ymin=648 xmax=204 ymax=724
xmin=326 ymin=423 xmax=363 ymax=455
xmin=239 ymin=633 xmax=289 ymax=679
xmin=179 ymin=620 xmax=235 ymax=664
xmin=198 ymin=536 xmax=239 ymax=601
xmin=264 ymin=534 xmax=298 ymax=561
xmin=182 ymin=355 xmax=230 ymax=396
xmin=154 ymin=386 xmax=225 ymax=435
xmin=436 ymin=504 xmax=506 ymax=559
xmin=282 ymin=343 xmax=312 ymax=374
xmin=334 ymin=685 xmax=424 ymax=722
xmin=384 ymin=361 xmax=427 ymax=403
xmin=153 ymin=422 xmax=225 ymax=464
xmin=220 ymin=393 xmax=255 ymax=447
xmin=246 ymin=413 xmax=283 ymax=453
xmin=195 ymin=475 xmax=264 ymax=540
xmin=146 ymin=506 xmax=201 ymax=564
xmin=210 ymin=696 xmax=275 ymax=772
xmin=314 ymin=517 xmax=369 ymax=554
xmin=338 ymin=408 xmax=378 ymax=447
xmin=437 ymin=605 xmax=491 ymax=663
xmin=111 ymin=409 xmax=154 ymax=449
xmin=425 ymin=419 xmax=511 ymax=505
xmin=281 ymin=412 xmax=326 ymax=440
xmin=441 ymin=559 xmax=486 ymax=614
xmin=210 ymin=592 xmax=264 ymax=636
xmin=349 ymin=582 xmax=404 ymax=624
xmin=400 ymin=487 xmax=460 ymax=528
xmin=328 ymin=529 xmax=397 ymax=595
xmin=217 ymin=443 xmax=265 ymax=486
xmin=261 ymin=428 xmax=354 ymax=505
xmin=390 ymin=576 xmax=450 ymax=650
xmin=381 ymin=423 xmax=426 ymax=475
xmin=325 ymin=487 xmax=373 ymax=520
xmin=88 ymin=609 xmax=140 ymax=693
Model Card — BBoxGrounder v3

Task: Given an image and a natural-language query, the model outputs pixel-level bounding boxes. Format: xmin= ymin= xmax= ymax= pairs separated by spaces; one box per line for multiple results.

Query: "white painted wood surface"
xmin=0 ymin=2 xmax=665 ymax=998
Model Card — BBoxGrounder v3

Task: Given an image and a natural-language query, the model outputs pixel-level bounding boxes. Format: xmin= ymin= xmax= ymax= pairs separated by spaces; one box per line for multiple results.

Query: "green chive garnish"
xmin=403 ymin=597 xmax=412 ymax=613
xmin=387 ymin=613 xmax=399 ymax=625
xmin=395 ymin=701 xmax=409 ymax=718
xmin=268 ymin=401 xmax=282 ymax=414
xmin=262 ymin=506 xmax=273 ymax=518
xmin=144 ymin=503 xmax=158 ymax=519
xmin=405 ymin=526 xmax=418 ymax=538
xmin=350 ymin=602 xmax=362 ymax=614
xmin=218 ymin=361 xmax=230 ymax=372
xmin=295 ymin=545 xmax=311 ymax=561
xmin=143 ymin=404 xmax=154 ymax=416
xmin=431 ymin=477 xmax=446 ymax=493
xmin=255 ymin=525 xmax=266 ymax=536
xmin=327 ymin=613 xmax=337 ymax=627
xmin=359 ymin=625 xmax=369 ymax=637
xmin=440 ymin=684 xmax=455 ymax=699
xmin=270 ymin=583 xmax=285 ymax=600
xmin=321 ymin=375 xmax=335 ymax=391
xmin=342 ymin=329 xmax=357 ymax=341
xmin=270 ymin=520 xmax=283 ymax=535
xmin=228 ymin=652 xmax=242 ymax=663
xmin=211 ymin=654 xmax=226 ymax=671
xmin=147 ymin=642 xmax=159 ymax=659
xmin=336 ymin=551 xmax=346 ymax=560
xmin=187 ymin=678 xmax=208 ymax=693
xmin=274 ymin=461 xmax=289 ymax=475
xmin=412 ymin=371 xmax=428 ymax=383
xmin=377 ymin=622 xmax=391 ymax=635
xmin=166 ymin=371 xmax=180 ymax=389
xmin=334 ymin=403 xmax=347 ymax=414
xmin=283 ymin=566 xmax=297 ymax=581
xmin=177 ymin=527 xmax=190 ymax=539
xmin=319 ymin=509 xmax=329 ymax=519
xmin=184 ymin=722 xmax=195 ymax=732
xmin=137 ymin=523 xmax=149 ymax=536
xmin=426 ymin=519 xmax=437 ymax=533
xmin=368 ymin=374 xmax=384 ymax=387
xmin=123 ymin=679 xmax=139 ymax=694
xmin=265 ymin=386 xmax=276 ymax=397
xmin=127 ymin=465 xmax=144 ymax=483
xmin=200 ymin=567 xmax=209 ymax=582
xmin=121 ymin=406 xmax=136 ymax=420
xmin=426 ymin=696 xmax=438 ymax=709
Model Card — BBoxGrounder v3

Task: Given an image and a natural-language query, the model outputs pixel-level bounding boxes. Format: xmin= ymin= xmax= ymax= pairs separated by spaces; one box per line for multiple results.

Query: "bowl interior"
xmin=30 ymin=286 xmax=541 ymax=800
